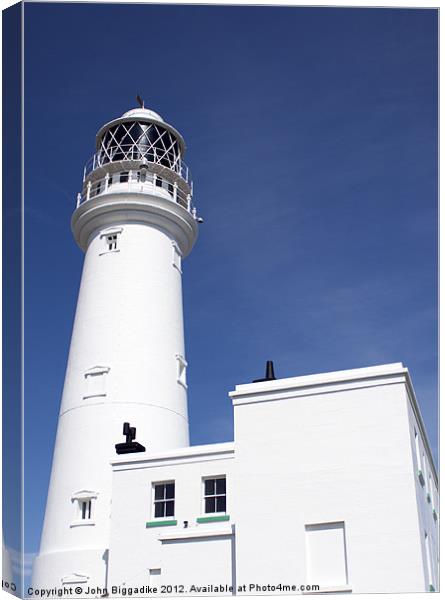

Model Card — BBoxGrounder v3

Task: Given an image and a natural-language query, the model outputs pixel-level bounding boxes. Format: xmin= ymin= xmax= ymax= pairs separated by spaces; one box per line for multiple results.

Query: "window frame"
xmin=99 ymin=227 xmax=123 ymax=255
xmin=106 ymin=233 xmax=118 ymax=251
xmin=71 ymin=490 xmax=98 ymax=527
xmin=175 ymin=354 xmax=187 ymax=389
xmin=83 ymin=365 xmax=110 ymax=400
xmin=172 ymin=242 xmax=182 ymax=274
xmin=202 ymin=475 xmax=227 ymax=516
xmin=152 ymin=481 xmax=176 ymax=521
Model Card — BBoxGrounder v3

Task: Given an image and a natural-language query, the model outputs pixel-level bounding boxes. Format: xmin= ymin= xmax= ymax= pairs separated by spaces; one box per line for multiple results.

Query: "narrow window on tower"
xmin=99 ymin=228 xmax=122 ymax=255
xmin=83 ymin=366 xmax=110 ymax=399
xmin=175 ymin=354 xmax=187 ymax=388
xmin=152 ymin=482 xmax=175 ymax=519
xmin=149 ymin=569 xmax=161 ymax=587
xmin=120 ymin=171 xmax=129 ymax=183
xmin=107 ymin=234 xmax=118 ymax=251
xmin=80 ymin=500 xmax=91 ymax=520
xmin=172 ymin=242 xmax=182 ymax=273
xmin=203 ymin=476 xmax=227 ymax=514
xmin=71 ymin=491 xmax=98 ymax=527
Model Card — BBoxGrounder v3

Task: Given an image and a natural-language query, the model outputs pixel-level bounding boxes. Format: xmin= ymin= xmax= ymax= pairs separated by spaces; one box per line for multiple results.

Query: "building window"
xmin=204 ymin=477 xmax=226 ymax=514
xmin=175 ymin=354 xmax=187 ymax=388
xmin=424 ymin=531 xmax=434 ymax=590
xmin=155 ymin=176 xmax=162 ymax=187
xmin=414 ymin=429 xmax=421 ymax=470
xmin=120 ymin=171 xmax=129 ymax=183
xmin=153 ymin=482 xmax=175 ymax=519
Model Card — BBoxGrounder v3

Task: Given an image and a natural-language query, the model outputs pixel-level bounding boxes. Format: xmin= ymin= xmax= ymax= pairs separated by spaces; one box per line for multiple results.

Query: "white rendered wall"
xmin=230 ymin=364 xmax=430 ymax=594
xmin=33 ymin=211 xmax=193 ymax=589
xmin=106 ymin=363 xmax=437 ymax=595
xmin=108 ymin=444 xmax=234 ymax=593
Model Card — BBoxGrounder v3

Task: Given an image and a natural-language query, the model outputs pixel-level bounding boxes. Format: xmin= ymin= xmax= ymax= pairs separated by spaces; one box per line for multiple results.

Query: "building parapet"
xmin=111 ymin=441 xmax=235 ymax=471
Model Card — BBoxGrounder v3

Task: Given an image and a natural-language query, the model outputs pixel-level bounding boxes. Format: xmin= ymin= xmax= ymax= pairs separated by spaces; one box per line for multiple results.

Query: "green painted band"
xmin=146 ymin=520 xmax=177 ymax=528
xmin=196 ymin=515 xmax=230 ymax=523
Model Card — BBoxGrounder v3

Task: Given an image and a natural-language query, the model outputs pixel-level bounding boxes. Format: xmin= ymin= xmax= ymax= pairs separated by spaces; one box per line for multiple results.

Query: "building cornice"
xmin=111 ymin=441 xmax=235 ymax=471
xmin=71 ymin=192 xmax=198 ymax=256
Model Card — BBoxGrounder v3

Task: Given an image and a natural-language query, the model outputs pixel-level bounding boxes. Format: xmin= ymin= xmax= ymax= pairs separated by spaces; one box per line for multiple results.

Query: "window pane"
xmin=216 ymin=478 xmax=226 ymax=494
xmin=165 ymin=501 xmax=175 ymax=517
xmin=154 ymin=485 xmax=164 ymax=501
xmin=205 ymin=497 xmax=216 ymax=513
xmin=205 ymin=479 xmax=215 ymax=496
xmin=154 ymin=502 xmax=164 ymax=518
xmin=216 ymin=496 xmax=226 ymax=513
xmin=165 ymin=483 xmax=175 ymax=499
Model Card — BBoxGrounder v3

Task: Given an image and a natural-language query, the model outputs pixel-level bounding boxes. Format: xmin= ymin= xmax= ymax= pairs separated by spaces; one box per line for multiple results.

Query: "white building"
xmin=32 ymin=106 xmax=438 ymax=596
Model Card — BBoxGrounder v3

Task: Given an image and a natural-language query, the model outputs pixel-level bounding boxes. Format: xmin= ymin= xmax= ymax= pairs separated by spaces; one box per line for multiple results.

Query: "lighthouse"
xmin=32 ymin=104 xmax=198 ymax=589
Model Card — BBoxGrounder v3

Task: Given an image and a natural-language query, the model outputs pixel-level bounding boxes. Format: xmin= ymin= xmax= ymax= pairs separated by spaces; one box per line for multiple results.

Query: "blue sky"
xmin=22 ymin=3 xmax=437 ymax=565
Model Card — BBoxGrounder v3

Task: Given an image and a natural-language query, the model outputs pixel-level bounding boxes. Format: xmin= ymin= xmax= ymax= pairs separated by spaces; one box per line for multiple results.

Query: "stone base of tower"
xmin=31 ymin=549 xmax=108 ymax=596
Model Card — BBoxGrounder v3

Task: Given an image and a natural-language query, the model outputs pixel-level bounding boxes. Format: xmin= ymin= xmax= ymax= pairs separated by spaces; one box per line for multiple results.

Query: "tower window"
xmin=99 ymin=228 xmax=122 ymax=255
xmin=203 ymin=477 xmax=226 ymax=514
xmin=71 ymin=490 xmax=98 ymax=527
xmin=155 ymin=177 xmax=162 ymax=188
xmin=149 ymin=569 xmax=161 ymax=587
xmin=120 ymin=171 xmax=129 ymax=183
xmin=80 ymin=500 xmax=92 ymax=520
xmin=153 ymin=482 xmax=175 ymax=519
xmin=175 ymin=354 xmax=187 ymax=388
xmin=83 ymin=366 xmax=110 ymax=399
xmin=172 ymin=243 xmax=182 ymax=273
xmin=107 ymin=234 xmax=118 ymax=251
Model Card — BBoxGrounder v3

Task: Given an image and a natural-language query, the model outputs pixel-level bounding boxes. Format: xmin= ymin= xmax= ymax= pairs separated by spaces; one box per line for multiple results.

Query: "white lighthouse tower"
xmin=32 ymin=104 xmax=198 ymax=590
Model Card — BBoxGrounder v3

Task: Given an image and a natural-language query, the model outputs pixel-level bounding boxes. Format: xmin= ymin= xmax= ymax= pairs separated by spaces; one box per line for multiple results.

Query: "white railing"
xmin=83 ymin=145 xmax=192 ymax=185
xmin=76 ymin=169 xmax=194 ymax=215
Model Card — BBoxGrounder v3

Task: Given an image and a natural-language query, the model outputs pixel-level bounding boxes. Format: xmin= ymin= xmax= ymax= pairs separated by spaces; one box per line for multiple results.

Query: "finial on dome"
xmin=136 ymin=93 xmax=145 ymax=109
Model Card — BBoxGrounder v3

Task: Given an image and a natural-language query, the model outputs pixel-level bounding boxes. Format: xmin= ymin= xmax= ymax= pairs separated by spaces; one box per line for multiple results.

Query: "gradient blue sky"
xmin=22 ymin=3 xmax=437 ymax=565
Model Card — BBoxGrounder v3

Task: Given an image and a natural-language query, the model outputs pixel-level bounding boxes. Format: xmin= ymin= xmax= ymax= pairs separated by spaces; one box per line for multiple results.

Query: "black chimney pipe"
xmin=253 ymin=360 xmax=277 ymax=383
